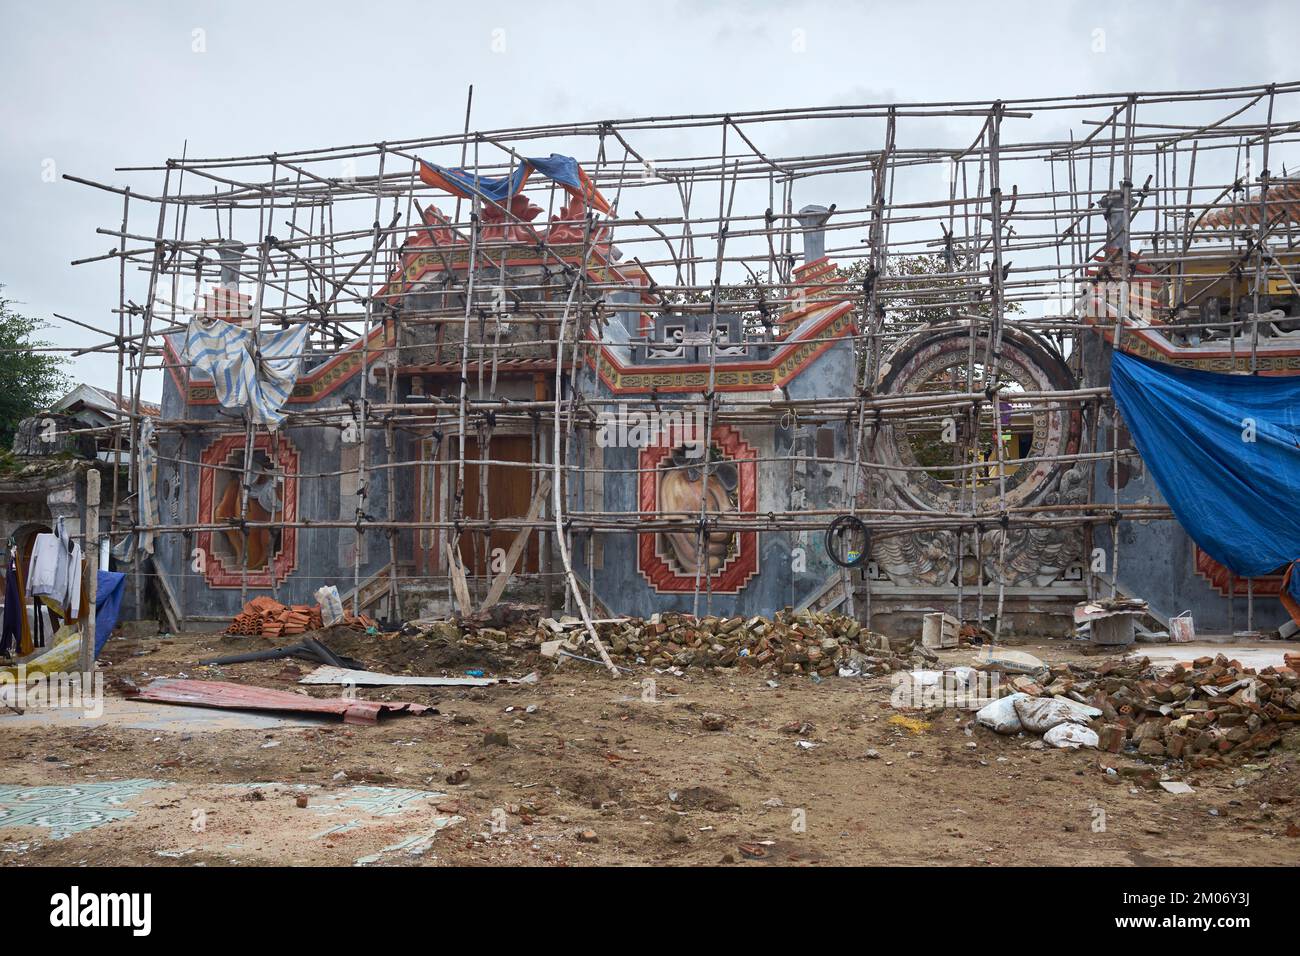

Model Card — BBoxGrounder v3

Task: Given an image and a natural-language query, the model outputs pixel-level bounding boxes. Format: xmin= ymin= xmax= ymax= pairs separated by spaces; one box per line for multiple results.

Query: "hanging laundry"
xmin=94 ymin=569 xmax=126 ymax=659
xmin=26 ymin=517 xmax=83 ymax=622
xmin=182 ymin=316 xmax=309 ymax=427
xmin=1 ymin=552 xmax=22 ymax=656
xmin=12 ymin=545 xmax=31 ymax=655
xmin=25 ymin=525 xmax=65 ymax=605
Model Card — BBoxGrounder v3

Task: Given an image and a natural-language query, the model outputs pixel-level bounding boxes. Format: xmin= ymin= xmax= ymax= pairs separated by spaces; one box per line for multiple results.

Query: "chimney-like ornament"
xmin=795 ymin=204 xmax=833 ymax=265
xmin=216 ymin=241 xmax=247 ymax=290
xmin=1096 ymin=190 xmax=1132 ymax=251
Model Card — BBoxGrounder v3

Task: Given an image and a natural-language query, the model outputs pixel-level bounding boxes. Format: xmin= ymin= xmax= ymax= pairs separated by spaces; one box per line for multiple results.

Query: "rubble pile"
xmin=226 ymin=596 xmax=375 ymax=637
xmin=541 ymin=610 xmax=942 ymax=677
xmin=979 ymin=651 xmax=1300 ymax=761
xmin=1085 ymin=653 xmax=1300 ymax=761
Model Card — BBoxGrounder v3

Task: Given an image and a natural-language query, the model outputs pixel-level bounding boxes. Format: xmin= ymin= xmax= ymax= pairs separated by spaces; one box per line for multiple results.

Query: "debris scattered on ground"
xmin=970 ymin=650 xmax=1299 ymax=762
xmin=536 ymin=609 xmax=942 ymax=677
xmin=200 ymin=636 xmax=362 ymax=670
xmin=1043 ymin=723 xmax=1099 ymax=749
xmin=700 ymin=712 xmax=730 ymax=731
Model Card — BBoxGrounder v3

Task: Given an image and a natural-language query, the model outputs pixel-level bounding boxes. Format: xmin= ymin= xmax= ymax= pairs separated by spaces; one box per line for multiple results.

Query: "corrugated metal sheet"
xmin=131 ymin=679 xmax=436 ymax=725
xmin=299 ymin=665 xmax=527 ymax=687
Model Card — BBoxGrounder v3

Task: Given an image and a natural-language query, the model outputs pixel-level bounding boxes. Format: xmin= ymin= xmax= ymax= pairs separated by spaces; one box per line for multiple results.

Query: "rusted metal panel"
xmin=131 ymin=679 xmax=436 ymax=725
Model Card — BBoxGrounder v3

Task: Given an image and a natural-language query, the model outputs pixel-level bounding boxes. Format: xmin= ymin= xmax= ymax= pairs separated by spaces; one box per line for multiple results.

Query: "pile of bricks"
xmin=1016 ymin=653 xmax=1299 ymax=763
xmin=530 ymin=609 xmax=938 ymax=677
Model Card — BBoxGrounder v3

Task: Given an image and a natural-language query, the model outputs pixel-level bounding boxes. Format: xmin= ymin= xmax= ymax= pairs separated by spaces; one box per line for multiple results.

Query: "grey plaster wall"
xmin=569 ymin=339 xmax=856 ymax=618
xmin=155 ymin=353 xmax=392 ymax=619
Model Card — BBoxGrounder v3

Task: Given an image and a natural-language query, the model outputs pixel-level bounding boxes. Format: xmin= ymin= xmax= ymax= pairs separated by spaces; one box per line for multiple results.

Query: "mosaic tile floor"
xmin=0 ymin=780 xmax=446 ymax=842
xmin=0 ymin=779 xmax=168 ymax=839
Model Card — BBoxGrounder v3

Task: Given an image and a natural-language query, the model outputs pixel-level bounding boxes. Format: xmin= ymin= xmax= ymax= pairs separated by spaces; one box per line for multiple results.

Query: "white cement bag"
xmin=315 ymin=585 xmax=344 ymax=627
xmin=1013 ymin=697 xmax=1089 ymax=734
xmin=1052 ymin=695 xmax=1103 ymax=720
xmin=976 ymin=692 xmax=1030 ymax=734
xmin=1043 ymin=723 xmax=1099 ymax=749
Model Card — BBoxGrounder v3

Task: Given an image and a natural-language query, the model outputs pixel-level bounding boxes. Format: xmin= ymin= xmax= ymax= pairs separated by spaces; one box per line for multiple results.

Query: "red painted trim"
xmin=196 ymin=433 xmax=300 ymax=589
xmin=1193 ymin=546 xmax=1284 ymax=597
xmin=636 ymin=425 xmax=760 ymax=594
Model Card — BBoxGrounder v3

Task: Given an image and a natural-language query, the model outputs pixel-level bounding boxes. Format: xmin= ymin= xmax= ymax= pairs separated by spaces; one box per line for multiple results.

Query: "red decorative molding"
xmin=1193 ymin=546 xmax=1284 ymax=597
xmin=1078 ymin=253 xmax=1300 ymax=375
xmin=376 ymin=201 xmax=641 ymax=305
xmin=197 ymin=433 xmax=300 ymax=589
xmin=637 ymin=424 xmax=759 ymax=594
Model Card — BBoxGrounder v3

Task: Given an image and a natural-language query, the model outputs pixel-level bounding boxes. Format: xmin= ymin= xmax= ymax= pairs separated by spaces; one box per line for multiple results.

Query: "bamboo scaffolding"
xmin=58 ymin=81 xmax=1300 ymax=639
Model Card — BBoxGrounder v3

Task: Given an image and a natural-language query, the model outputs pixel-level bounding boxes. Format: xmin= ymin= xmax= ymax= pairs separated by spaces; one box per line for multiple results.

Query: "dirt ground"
xmin=2 ymin=628 xmax=1298 ymax=867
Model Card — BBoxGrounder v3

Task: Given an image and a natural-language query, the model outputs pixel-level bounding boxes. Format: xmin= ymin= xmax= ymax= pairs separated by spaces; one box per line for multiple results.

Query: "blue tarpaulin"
xmin=94 ymin=570 xmax=126 ymax=659
xmin=419 ymin=153 xmax=611 ymax=214
xmin=418 ymin=162 xmax=530 ymax=205
xmin=1110 ymin=350 xmax=1300 ymax=611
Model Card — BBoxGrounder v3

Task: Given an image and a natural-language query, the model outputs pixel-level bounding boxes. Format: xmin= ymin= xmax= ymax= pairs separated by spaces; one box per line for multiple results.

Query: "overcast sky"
xmin=2 ymin=0 xmax=1297 ymax=400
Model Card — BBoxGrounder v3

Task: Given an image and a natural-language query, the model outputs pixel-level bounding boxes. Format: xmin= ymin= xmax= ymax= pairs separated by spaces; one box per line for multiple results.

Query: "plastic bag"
xmin=1169 ymin=611 xmax=1194 ymax=644
xmin=314 ymin=585 xmax=344 ymax=627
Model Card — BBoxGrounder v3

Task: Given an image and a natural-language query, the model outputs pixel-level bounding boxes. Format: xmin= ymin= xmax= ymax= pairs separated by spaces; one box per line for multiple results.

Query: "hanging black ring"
xmin=824 ymin=514 xmax=870 ymax=569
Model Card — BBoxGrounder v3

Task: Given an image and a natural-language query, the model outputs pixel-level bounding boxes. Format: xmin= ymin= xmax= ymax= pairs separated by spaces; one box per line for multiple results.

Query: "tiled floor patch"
xmin=0 ymin=779 xmax=169 ymax=839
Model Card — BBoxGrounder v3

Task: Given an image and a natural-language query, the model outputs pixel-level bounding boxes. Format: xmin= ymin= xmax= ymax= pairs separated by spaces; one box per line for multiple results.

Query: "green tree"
xmin=834 ymin=254 xmax=1025 ymax=480
xmin=835 ymin=252 xmax=1022 ymax=330
xmin=0 ymin=287 xmax=72 ymax=448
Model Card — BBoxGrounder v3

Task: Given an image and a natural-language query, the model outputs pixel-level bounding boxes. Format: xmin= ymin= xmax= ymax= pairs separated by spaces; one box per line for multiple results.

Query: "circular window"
xmin=873 ymin=324 xmax=1081 ymax=513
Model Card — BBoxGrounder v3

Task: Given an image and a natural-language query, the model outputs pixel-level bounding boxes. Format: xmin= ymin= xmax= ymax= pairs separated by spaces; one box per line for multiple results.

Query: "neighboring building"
xmin=51 ymin=383 xmax=161 ymax=463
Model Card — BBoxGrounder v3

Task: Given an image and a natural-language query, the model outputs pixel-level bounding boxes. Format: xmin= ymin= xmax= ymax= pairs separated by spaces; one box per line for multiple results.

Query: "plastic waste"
xmin=314 ymin=585 xmax=344 ymax=627
xmin=1169 ymin=611 xmax=1195 ymax=643
xmin=973 ymin=646 xmax=1046 ymax=675
xmin=1052 ymin=695 xmax=1103 ymax=719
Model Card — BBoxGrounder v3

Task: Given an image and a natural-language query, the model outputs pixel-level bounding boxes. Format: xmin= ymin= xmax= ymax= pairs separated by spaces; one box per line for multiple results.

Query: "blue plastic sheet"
xmin=94 ymin=570 xmax=126 ymax=659
xmin=419 ymin=154 xmax=610 ymax=213
xmin=1110 ymin=351 xmax=1300 ymax=604
xmin=418 ymin=161 xmax=530 ymax=204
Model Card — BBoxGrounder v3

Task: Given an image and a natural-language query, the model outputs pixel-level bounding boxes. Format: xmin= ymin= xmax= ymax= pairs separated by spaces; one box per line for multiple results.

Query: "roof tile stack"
xmin=225 ymin=597 xmax=377 ymax=637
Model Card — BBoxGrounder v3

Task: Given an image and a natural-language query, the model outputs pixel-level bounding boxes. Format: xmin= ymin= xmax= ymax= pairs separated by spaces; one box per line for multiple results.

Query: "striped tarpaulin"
xmin=182 ymin=317 xmax=309 ymax=427
xmin=138 ymin=417 xmax=158 ymax=554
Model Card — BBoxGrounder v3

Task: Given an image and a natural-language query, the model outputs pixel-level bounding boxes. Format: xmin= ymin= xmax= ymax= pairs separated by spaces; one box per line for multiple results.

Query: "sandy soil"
xmin=1 ymin=630 xmax=1297 ymax=867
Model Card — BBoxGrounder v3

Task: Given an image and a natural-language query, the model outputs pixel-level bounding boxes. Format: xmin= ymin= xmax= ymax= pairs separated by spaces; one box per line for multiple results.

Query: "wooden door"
xmin=457 ymin=436 xmax=540 ymax=576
